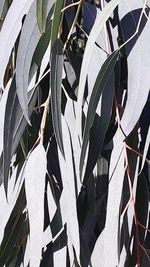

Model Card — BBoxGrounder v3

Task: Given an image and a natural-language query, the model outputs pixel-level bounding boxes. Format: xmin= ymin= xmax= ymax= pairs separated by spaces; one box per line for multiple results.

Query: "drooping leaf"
xmin=103 ymin=130 xmax=125 ymax=267
xmin=119 ymin=1 xmax=150 ymax=136
xmin=0 ymin=184 xmax=26 ymax=265
xmin=36 ymin=0 xmax=49 ymax=33
xmin=58 ymin=116 xmax=80 ymax=265
xmin=0 ymin=213 xmax=26 ymax=266
xmin=25 ymin=143 xmax=47 ymax=267
xmin=16 ymin=1 xmax=41 ymax=122
xmin=3 ymin=78 xmax=18 ymax=192
xmin=51 ymin=0 xmax=63 ymax=48
xmin=76 ymin=0 xmax=120 ymax=140
xmin=3 ymin=77 xmax=37 ymax=193
xmin=0 ymin=163 xmax=24 ymax=244
xmin=0 ymin=0 xmax=5 ymax=17
xmin=50 ymin=38 xmax=64 ymax=156
xmin=80 ymin=51 xmax=118 ymax=178
xmin=0 ymin=0 xmax=35 ymax=88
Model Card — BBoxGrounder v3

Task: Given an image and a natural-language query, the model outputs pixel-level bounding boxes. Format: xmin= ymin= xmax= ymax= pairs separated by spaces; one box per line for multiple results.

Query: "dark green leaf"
xmin=16 ymin=1 xmax=41 ymax=122
xmin=0 ymin=0 xmax=35 ymax=88
xmin=50 ymin=39 xmax=64 ymax=156
xmin=3 ymin=78 xmax=18 ymax=192
xmin=36 ymin=0 xmax=49 ymax=33
xmin=51 ymin=0 xmax=64 ymax=48
xmin=3 ymin=77 xmax=37 ymax=194
xmin=80 ymin=51 xmax=118 ymax=178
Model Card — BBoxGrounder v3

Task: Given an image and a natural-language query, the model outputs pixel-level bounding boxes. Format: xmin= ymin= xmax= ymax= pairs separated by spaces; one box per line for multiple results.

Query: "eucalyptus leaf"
xmin=36 ymin=0 xmax=49 ymax=33
xmin=119 ymin=0 xmax=150 ymax=136
xmin=25 ymin=143 xmax=47 ymax=267
xmin=76 ymin=0 xmax=120 ymax=140
xmin=16 ymin=0 xmax=41 ymax=122
xmin=0 ymin=0 xmax=35 ymax=88
xmin=80 ymin=51 xmax=118 ymax=179
xmin=50 ymin=39 xmax=64 ymax=156
xmin=51 ymin=0 xmax=63 ymax=48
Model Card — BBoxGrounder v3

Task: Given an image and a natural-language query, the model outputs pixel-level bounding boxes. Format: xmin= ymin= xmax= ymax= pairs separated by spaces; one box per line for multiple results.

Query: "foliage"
xmin=0 ymin=0 xmax=150 ymax=266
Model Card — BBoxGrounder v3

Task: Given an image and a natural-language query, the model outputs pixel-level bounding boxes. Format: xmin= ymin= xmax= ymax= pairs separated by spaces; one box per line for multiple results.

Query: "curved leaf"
xmin=0 ymin=0 xmax=34 ymax=88
xmin=119 ymin=0 xmax=150 ymax=136
xmin=58 ymin=116 xmax=80 ymax=264
xmin=3 ymin=78 xmax=37 ymax=194
xmin=76 ymin=0 xmax=120 ymax=140
xmin=51 ymin=39 xmax=64 ymax=156
xmin=51 ymin=0 xmax=63 ymax=48
xmin=25 ymin=143 xmax=47 ymax=267
xmin=103 ymin=131 xmax=125 ymax=267
xmin=16 ymin=1 xmax=41 ymax=122
xmin=80 ymin=51 xmax=118 ymax=178
xmin=36 ymin=0 xmax=49 ymax=33
xmin=0 ymin=0 xmax=5 ymax=17
xmin=3 ymin=78 xmax=18 ymax=192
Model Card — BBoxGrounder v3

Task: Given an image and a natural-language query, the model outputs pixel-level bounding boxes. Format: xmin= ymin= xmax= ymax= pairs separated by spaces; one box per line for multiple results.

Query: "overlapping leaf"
xmin=16 ymin=1 xmax=41 ymax=122
xmin=50 ymin=38 xmax=64 ymax=156
xmin=0 ymin=0 xmax=35 ymax=89
xmin=36 ymin=0 xmax=49 ymax=33
xmin=51 ymin=0 xmax=63 ymax=48
xmin=80 ymin=51 xmax=118 ymax=179
xmin=25 ymin=143 xmax=47 ymax=267
xmin=76 ymin=0 xmax=120 ymax=140
xmin=58 ymin=116 xmax=80 ymax=265
xmin=119 ymin=0 xmax=150 ymax=136
xmin=103 ymin=130 xmax=125 ymax=267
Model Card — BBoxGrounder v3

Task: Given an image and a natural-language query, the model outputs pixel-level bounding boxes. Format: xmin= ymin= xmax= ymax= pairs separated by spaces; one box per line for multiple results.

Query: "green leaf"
xmin=0 ymin=0 xmax=5 ymax=17
xmin=0 ymin=0 xmax=35 ymax=88
xmin=3 ymin=78 xmax=37 ymax=194
xmin=51 ymin=0 xmax=64 ymax=48
xmin=51 ymin=39 xmax=64 ymax=156
xmin=25 ymin=143 xmax=47 ymax=267
xmin=80 ymin=51 xmax=118 ymax=178
xmin=76 ymin=0 xmax=120 ymax=140
xmin=16 ymin=1 xmax=41 ymax=122
xmin=36 ymin=0 xmax=49 ymax=33
xmin=0 ymin=163 xmax=24 ymax=245
xmin=3 ymin=78 xmax=18 ymax=192
xmin=0 ymin=213 xmax=26 ymax=266
xmin=0 ymin=185 xmax=26 ymax=266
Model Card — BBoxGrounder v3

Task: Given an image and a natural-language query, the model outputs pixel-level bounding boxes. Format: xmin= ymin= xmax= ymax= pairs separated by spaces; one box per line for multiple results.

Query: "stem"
xmin=63 ymin=0 xmax=83 ymax=51
xmin=39 ymin=97 xmax=50 ymax=144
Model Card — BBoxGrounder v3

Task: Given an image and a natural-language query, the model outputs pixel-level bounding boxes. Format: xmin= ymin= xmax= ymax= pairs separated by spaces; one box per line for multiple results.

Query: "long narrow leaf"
xmin=16 ymin=1 xmax=41 ymax=122
xmin=0 ymin=0 xmax=34 ymax=88
xmin=36 ymin=0 xmax=49 ymax=33
xmin=80 ymin=51 xmax=118 ymax=178
xmin=51 ymin=39 xmax=64 ymax=156
xmin=51 ymin=0 xmax=63 ymax=48
xmin=76 ymin=0 xmax=120 ymax=140
xmin=25 ymin=143 xmax=47 ymax=267
xmin=58 ymin=116 xmax=80 ymax=264
xmin=119 ymin=0 xmax=150 ymax=136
